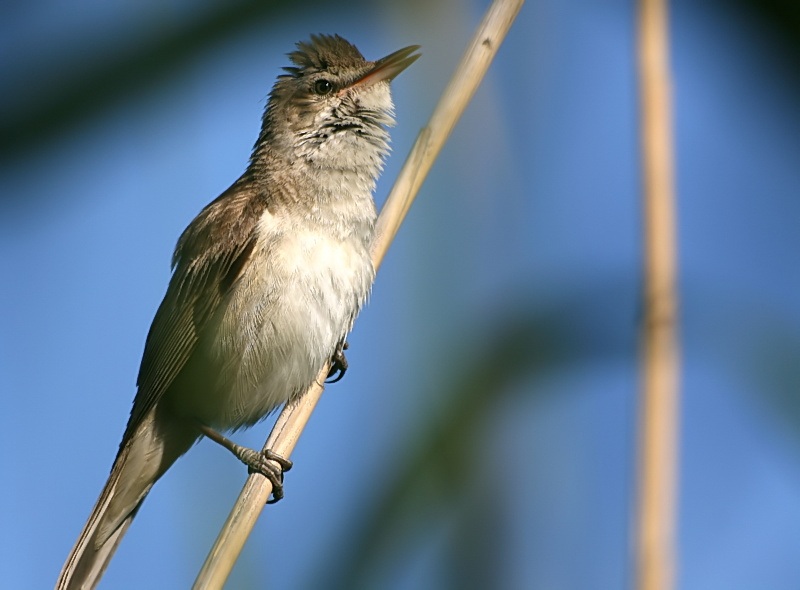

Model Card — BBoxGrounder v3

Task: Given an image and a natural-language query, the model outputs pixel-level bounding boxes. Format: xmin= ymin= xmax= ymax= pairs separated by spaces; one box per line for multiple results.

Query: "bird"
xmin=57 ymin=34 xmax=419 ymax=590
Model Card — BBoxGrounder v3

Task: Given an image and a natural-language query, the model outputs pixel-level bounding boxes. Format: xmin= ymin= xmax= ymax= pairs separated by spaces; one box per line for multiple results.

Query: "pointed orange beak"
xmin=349 ymin=45 xmax=421 ymax=89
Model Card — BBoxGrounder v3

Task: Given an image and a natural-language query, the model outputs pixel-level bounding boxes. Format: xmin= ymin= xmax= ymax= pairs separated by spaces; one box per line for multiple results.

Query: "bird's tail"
xmin=56 ymin=410 xmax=197 ymax=590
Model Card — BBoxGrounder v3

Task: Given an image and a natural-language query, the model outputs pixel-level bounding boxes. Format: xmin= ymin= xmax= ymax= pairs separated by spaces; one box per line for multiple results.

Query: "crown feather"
xmin=282 ymin=34 xmax=366 ymax=77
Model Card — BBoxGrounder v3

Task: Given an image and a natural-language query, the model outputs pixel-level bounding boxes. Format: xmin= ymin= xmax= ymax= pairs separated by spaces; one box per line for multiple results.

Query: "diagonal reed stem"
xmin=192 ymin=1 xmax=524 ymax=588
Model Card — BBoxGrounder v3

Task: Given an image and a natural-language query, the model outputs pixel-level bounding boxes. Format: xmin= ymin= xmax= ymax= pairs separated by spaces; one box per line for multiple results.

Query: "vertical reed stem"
xmin=636 ymin=0 xmax=680 ymax=588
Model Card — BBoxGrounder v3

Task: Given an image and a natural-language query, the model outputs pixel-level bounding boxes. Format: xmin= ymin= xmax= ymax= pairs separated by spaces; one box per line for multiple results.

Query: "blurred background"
xmin=1 ymin=0 xmax=798 ymax=588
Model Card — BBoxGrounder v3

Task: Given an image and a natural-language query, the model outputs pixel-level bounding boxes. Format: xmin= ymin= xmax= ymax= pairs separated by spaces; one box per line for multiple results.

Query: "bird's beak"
xmin=350 ymin=45 xmax=421 ymax=89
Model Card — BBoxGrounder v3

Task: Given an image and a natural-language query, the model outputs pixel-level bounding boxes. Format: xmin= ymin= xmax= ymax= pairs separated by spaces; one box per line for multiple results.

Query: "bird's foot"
xmin=196 ymin=422 xmax=292 ymax=503
xmin=237 ymin=447 xmax=294 ymax=504
xmin=326 ymin=341 xmax=349 ymax=384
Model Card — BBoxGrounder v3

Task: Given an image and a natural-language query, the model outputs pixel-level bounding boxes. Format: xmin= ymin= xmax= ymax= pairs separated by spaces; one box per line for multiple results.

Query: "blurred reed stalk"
xmin=635 ymin=0 xmax=680 ymax=589
xmin=192 ymin=0 xmax=524 ymax=587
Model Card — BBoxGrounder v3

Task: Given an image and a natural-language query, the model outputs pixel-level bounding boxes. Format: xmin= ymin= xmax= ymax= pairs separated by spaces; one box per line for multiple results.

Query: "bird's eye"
xmin=314 ymin=79 xmax=334 ymax=95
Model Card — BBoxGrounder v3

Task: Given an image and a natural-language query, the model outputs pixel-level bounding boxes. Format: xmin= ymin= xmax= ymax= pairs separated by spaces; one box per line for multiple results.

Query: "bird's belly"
xmin=186 ymin=229 xmax=373 ymax=431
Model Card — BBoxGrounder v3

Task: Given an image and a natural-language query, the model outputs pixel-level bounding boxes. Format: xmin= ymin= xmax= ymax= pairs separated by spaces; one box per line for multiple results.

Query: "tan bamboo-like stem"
xmin=192 ymin=1 xmax=524 ymax=588
xmin=635 ymin=0 xmax=680 ymax=589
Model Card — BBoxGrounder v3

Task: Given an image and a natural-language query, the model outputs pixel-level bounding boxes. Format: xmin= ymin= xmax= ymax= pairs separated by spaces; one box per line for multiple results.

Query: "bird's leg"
xmin=326 ymin=340 xmax=349 ymax=384
xmin=195 ymin=422 xmax=293 ymax=503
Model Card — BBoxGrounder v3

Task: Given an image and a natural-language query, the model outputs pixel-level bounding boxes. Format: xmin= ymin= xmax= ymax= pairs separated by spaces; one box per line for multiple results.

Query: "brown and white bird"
xmin=57 ymin=34 xmax=419 ymax=589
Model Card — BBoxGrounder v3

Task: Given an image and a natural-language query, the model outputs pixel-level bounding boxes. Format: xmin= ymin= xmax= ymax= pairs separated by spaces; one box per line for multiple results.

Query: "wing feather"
xmin=120 ymin=177 xmax=267 ymax=445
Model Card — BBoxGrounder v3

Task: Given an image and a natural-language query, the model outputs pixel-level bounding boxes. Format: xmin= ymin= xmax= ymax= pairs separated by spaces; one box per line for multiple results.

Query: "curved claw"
xmin=326 ymin=341 xmax=349 ymax=384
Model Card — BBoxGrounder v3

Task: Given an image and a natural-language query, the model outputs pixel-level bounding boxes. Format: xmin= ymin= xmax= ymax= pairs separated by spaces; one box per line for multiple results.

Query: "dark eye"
xmin=314 ymin=79 xmax=333 ymax=95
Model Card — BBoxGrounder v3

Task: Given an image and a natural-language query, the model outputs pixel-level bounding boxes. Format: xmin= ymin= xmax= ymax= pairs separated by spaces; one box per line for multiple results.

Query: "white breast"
xmin=198 ymin=208 xmax=375 ymax=430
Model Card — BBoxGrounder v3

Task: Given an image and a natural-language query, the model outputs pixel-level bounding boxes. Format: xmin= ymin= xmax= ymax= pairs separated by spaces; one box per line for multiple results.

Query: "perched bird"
xmin=57 ymin=34 xmax=419 ymax=590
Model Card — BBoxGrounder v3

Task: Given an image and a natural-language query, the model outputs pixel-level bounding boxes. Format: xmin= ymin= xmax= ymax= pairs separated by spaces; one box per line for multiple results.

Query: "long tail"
xmin=57 ymin=410 xmax=197 ymax=590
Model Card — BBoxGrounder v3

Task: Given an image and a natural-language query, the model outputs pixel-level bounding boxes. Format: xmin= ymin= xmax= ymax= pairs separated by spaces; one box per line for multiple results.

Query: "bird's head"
xmin=256 ymin=34 xmax=419 ymax=172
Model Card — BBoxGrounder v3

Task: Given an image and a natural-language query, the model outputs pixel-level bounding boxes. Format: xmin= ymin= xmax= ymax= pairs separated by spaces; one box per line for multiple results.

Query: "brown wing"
xmin=120 ymin=177 xmax=266 ymax=447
